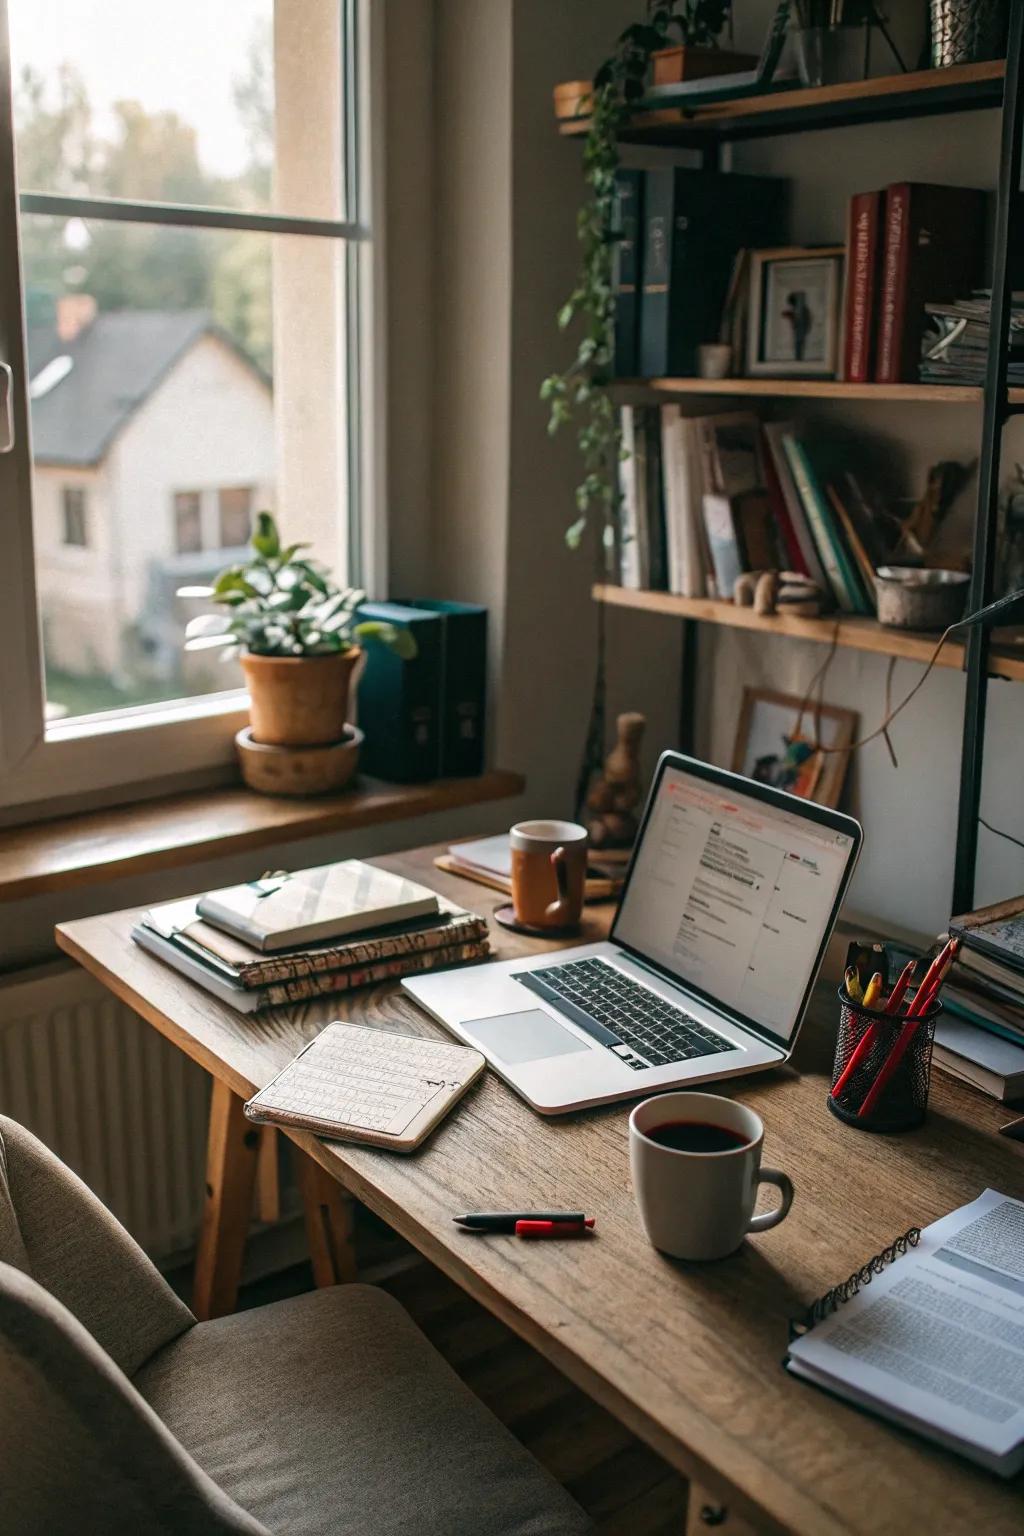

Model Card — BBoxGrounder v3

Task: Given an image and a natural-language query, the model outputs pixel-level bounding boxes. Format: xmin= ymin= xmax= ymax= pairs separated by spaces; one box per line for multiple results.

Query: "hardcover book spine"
xmin=618 ymin=407 xmax=641 ymax=589
xmin=780 ymin=436 xmax=858 ymax=613
xmin=700 ymin=493 xmax=744 ymax=600
xmin=761 ymin=429 xmax=809 ymax=576
xmin=638 ymin=169 xmax=673 ymax=377
xmin=356 ymin=604 xmax=442 ymax=782
xmin=843 ymin=191 xmax=881 ymax=383
xmin=611 ymin=169 xmax=642 ymax=377
xmin=429 ymin=604 xmax=487 ymax=776
xmin=876 ymin=183 xmax=910 ymax=383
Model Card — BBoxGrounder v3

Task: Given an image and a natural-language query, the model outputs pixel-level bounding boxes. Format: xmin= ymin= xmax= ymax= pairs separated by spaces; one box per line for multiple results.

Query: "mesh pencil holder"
xmin=827 ymin=986 xmax=940 ymax=1133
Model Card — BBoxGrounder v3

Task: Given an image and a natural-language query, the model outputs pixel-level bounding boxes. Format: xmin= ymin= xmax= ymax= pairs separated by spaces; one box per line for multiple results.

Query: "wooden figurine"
xmin=585 ymin=712 xmax=646 ymax=850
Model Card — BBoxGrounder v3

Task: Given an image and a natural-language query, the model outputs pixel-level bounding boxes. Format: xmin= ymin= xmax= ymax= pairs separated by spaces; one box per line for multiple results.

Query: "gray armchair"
xmin=0 ymin=1115 xmax=591 ymax=1536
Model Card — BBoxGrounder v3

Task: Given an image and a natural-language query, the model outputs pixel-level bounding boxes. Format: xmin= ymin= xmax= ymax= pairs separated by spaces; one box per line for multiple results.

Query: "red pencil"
xmin=831 ymin=964 xmax=913 ymax=1102
xmin=857 ymin=944 xmax=957 ymax=1118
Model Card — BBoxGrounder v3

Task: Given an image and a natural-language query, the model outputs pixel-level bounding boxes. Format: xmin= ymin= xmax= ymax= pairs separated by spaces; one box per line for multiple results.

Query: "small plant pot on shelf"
xmin=553 ymin=79 xmax=593 ymax=120
xmin=241 ymin=648 xmax=362 ymax=748
xmin=235 ymin=723 xmax=363 ymax=797
xmin=651 ymin=45 xmax=757 ymax=85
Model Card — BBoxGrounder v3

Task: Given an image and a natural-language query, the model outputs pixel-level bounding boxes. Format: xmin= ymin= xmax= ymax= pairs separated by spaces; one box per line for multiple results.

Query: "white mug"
xmin=629 ymin=1091 xmax=793 ymax=1262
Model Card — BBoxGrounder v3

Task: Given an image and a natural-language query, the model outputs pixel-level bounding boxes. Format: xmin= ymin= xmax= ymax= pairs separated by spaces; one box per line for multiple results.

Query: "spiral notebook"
xmin=785 ymin=1190 xmax=1024 ymax=1476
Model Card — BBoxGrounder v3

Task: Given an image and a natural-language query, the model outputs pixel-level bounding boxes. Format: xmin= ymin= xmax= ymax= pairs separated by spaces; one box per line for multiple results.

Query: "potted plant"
xmin=178 ymin=512 xmax=414 ymax=748
xmin=649 ymin=1 xmax=752 ymax=85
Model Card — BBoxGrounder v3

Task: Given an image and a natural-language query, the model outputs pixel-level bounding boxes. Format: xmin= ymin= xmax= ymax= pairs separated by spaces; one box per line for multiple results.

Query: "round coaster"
xmin=493 ymin=903 xmax=582 ymax=941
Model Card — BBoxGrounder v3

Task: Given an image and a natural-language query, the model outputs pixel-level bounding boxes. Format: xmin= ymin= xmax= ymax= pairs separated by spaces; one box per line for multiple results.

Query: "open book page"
xmin=787 ymin=1190 xmax=1024 ymax=1472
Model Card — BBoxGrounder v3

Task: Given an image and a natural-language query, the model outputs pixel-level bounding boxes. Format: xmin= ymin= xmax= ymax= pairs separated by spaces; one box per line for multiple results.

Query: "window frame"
xmin=0 ymin=0 xmax=387 ymax=816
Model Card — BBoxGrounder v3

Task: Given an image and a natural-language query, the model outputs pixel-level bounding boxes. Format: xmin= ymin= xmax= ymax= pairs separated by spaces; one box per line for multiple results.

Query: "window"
xmin=173 ymin=492 xmax=203 ymax=555
xmin=0 ymin=0 xmax=381 ymax=810
xmin=218 ymin=486 xmax=254 ymax=549
xmin=61 ymin=484 xmax=87 ymax=546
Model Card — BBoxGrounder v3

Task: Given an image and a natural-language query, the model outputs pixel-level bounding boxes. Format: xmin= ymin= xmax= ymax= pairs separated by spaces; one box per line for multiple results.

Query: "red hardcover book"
xmin=761 ymin=425 xmax=809 ymax=576
xmin=875 ymin=183 xmax=985 ymax=383
xmin=842 ymin=190 xmax=882 ymax=382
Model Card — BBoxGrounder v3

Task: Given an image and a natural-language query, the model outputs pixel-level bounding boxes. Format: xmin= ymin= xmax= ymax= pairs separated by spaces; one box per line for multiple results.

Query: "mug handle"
xmin=544 ymin=846 xmax=572 ymax=924
xmin=747 ymin=1169 xmax=794 ymax=1234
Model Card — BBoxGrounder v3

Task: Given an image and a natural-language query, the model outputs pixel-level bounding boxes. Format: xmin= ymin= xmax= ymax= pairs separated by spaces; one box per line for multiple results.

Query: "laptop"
xmin=404 ymin=751 xmax=861 ymax=1115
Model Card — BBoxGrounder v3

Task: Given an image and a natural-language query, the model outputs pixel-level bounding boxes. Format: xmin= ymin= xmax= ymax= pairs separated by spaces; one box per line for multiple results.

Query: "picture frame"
xmin=731 ymin=687 xmax=857 ymax=809
xmin=746 ymin=246 xmax=844 ymax=378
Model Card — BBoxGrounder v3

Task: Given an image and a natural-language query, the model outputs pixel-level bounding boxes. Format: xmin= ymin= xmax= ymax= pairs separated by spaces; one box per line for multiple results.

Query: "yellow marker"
xmin=863 ymin=972 xmax=883 ymax=1009
xmin=844 ymin=966 xmax=863 ymax=1002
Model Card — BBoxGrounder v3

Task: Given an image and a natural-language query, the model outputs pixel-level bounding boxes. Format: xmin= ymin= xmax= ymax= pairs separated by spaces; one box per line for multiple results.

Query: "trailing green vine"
xmin=541 ymin=1 xmax=731 ymax=551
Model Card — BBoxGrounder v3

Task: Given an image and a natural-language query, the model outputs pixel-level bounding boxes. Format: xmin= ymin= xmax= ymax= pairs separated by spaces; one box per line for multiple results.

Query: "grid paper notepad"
xmin=243 ymin=1023 xmax=486 ymax=1152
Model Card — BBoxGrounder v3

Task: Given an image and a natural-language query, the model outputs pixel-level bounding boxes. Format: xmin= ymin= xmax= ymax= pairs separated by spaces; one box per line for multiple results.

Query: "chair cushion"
xmin=136 ymin=1283 xmax=591 ymax=1536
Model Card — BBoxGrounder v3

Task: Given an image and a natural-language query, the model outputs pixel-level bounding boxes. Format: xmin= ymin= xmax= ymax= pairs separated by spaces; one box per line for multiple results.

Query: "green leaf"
xmin=354 ymin=619 xmax=417 ymax=661
xmin=565 ymin=517 xmax=587 ymax=550
xmin=251 ymin=510 xmax=280 ymax=559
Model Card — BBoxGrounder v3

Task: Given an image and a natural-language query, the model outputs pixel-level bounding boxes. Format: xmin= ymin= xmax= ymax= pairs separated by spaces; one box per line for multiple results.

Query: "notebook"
xmin=243 ymin=1023 xmax=486 ymax=1151
xmin=196 ymin=862 xmax=440 ymax=952
xmin=786 ymin=1189 xmax=1024 ymax=1476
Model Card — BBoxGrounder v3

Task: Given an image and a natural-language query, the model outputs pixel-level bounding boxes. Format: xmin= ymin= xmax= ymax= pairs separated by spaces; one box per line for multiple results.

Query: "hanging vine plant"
xmin=542 ymin=1 xmax=731 ymax=552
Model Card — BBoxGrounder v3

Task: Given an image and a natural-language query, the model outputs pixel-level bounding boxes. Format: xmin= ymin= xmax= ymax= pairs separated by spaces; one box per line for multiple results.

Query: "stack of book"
xmin=840 ymin=182 xmax=984 ymax=384
xmin=930 ymin=896 xmax=1024 ymax=1102
xmin=919 ymin=292 xmax=1024 ymax=387
xmin=131 ymin=860 xmax=490 ymax=1013
xmin=615 ymin=404 xmax=892 ymax=615
xmin=436 ymin=835 xmax=626 ymax=902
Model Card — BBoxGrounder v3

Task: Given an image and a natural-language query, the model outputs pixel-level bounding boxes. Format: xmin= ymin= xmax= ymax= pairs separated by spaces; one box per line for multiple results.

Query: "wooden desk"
xmin=58 ymin=845 xmax=1024 ymax=1536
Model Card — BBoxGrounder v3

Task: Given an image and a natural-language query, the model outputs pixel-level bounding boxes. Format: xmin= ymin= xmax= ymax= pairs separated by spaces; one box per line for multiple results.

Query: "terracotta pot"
xmin=241 ymin=648 xmax=361 ymax=747
xmin=651 ymin=45 xmax=757 ymax=86
xmin=552 ymin=79 xmax=593 ymax=119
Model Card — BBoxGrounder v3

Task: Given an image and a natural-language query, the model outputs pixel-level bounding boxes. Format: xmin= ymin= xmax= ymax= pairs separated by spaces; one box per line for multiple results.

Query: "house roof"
xmin=26 ymin=310 xmax=268 ymax=467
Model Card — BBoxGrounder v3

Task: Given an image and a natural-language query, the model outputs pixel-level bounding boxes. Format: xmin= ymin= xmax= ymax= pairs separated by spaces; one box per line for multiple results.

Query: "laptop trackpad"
xmin=464 ymin=1010 xmax=591 ymax=1066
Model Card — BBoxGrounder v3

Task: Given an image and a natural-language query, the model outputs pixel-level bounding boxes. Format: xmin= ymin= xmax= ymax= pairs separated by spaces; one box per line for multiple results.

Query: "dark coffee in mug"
xmin=645 ymin=1120 xmax=750 ymax=1154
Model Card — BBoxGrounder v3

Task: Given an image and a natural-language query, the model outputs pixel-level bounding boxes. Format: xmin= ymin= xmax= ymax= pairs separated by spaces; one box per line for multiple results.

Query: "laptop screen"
xmin=612 ymin=760 xmax=859 ymax=1044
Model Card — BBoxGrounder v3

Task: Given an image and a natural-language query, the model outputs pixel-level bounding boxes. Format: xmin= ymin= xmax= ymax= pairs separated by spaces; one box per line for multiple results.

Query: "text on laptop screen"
xmin=613 ymin=766 xmax=854 ymax=1041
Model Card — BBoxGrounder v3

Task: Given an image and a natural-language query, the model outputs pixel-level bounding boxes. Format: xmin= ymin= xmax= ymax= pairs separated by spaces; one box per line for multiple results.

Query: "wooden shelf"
xmin=593 ymin=584 xmax=1024 ymax=682
xmin=559 ymin=60 xmax=1005 ymax=145
xmin=615 ymin=377 xmax=999 ymax=404
xmin=0 ymin=769 xmax=526 ymax=904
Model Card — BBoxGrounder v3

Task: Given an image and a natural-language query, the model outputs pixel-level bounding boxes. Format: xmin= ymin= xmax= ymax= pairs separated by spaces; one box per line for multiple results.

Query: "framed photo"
xmin=746 ymin=246 xmax=844 ymax=377
xmin=731 ymin=687 xmax=856 ymax=809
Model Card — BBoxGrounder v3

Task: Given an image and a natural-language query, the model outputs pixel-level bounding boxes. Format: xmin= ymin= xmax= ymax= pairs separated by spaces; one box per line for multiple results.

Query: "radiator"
xmin=0 ymin=962 xmax=211 ymax=1263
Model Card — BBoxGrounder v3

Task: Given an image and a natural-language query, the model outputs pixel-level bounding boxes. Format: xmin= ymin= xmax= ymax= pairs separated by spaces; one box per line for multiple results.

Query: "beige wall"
xmin=389 ymin=0 xmax=680 ymax=824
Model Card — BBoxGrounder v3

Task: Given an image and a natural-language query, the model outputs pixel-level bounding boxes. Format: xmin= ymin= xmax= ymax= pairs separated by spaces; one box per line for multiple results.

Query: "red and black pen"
xmin=453 ymin=1211 xmax=595 ymax=1237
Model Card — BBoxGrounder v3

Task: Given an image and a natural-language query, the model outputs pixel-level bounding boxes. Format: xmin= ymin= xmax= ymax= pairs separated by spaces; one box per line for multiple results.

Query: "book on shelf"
xmin=841 ymin=189 xmax=884 ymax=383
xmin=638 ymin=167 xmax=787 ymax=377
xmin=950 ymin=894 xmax=1024 ymax=977
xmin=617 ymin=405 xmax=668 ymax=592
xmin=196 ymin=861 xmax=440 ymax=952
xmin=761 ymin=421 xmax=828 ymax=591
xmin=779 ymin=435 xmax=871 ymax=615
xmin=920 ymin=291 xmax=1024 ymax=386
xmin=875 ymin=182 xmax=985 ymax=384
xmin=611 ymin=169 xmax=643 ymax=377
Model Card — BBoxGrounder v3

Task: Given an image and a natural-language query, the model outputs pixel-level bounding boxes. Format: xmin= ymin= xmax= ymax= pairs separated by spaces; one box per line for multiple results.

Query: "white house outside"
xmin=28 ymin=297 xmax=274 ymax=710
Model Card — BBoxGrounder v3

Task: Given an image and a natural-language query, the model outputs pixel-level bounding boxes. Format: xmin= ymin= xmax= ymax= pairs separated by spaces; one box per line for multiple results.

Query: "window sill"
xmin=0 ymin=770 xmax=525 ymax=903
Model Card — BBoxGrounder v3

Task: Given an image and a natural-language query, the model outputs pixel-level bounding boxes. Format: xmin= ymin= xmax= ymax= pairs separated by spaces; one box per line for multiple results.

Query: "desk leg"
xmin=193 ymin=1079 xmax=260 ymax=1321
xmin=686 ymin=1485 xmax=758 ymax=1536
xmin=296 ymin=1150 xmax=358 ymax=1286
xmin=254 ymin=1126 xmax=281 ymax=1224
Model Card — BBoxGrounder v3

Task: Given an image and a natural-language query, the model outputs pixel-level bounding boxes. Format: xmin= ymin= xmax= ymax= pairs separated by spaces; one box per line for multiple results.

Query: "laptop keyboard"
xmin=515 ymin=957 xmax=733 ymax=1072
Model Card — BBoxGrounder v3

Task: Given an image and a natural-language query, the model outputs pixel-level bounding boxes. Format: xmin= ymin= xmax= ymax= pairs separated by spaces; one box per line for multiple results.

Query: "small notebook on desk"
xmin=243 ymin=1023 xmax=485 ymax=1152
xmin=786 ymin=1189 xmax=1024 ymax=1476
xmin=197 ymin=861 xmax=440 ymax=951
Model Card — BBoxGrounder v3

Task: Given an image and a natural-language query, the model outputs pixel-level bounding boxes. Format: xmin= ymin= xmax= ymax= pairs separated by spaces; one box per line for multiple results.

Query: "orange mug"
xmin=509 ymin=820 xmax=588 ymax=931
